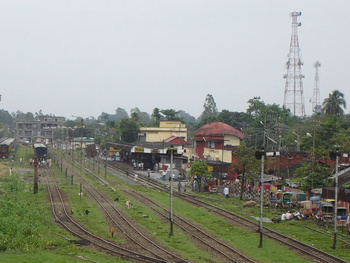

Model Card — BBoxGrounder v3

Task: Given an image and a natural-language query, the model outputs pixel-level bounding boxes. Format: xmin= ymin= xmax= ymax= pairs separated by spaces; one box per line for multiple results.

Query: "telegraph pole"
xmin=258 ymin=150 xmax=265 ymax=248
xmin=169 ymin=145 xmax=174 ymax=236
xmin=330 ymin=147 xmax=340 ymax=249
xmin=33 ymin=158 xmax=39 ymax=194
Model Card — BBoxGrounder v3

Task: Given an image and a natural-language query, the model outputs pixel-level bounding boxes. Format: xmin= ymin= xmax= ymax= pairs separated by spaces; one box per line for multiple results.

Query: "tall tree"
xmin=160 ymin=109 xmax=179 ymax=120
xmin=115 ymin=108 xmax=129 ymax=121
xmin=200 ymin=94 xmax=218 ymax=119
xmin=232 ymin=142 xmax=260 ymax=200
xmin=177 ymin=110 xmax=196 ymax=124
xmin=217 ymin=110 xmax=250 ymax=130
xmin=0 ymin=110 xmax=13 ymax=125
xmin=119 ymin=118 xmax=139 ymax=143
xmin=152 ymin=108 xmax=162 ymax=122
xmin=321 ymin=90 xmax=346 ymax=116
xmin=130 ymin=108 xmax=151 ymax=124
xmin=189 ymin=160 xmax=211 ymax=192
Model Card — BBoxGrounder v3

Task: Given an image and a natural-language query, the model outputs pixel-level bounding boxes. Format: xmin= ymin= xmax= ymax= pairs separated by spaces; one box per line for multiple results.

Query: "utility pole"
xmin=259 ymin=151 xmax=264 ymax=248
xmin=33 ymin=158 xmax=39 ymax=194
xmin=330 ymin=147 xmax=340 ymax=249
xmin=169 ymin=145 xmax=174 ymax=236
xmin=80 ymin=118 xmax=84 ymax=163
xmin=255 ymin=149 xmax=266 ymax=248
xmin=283 ymin=11 xmax=305 ymax=117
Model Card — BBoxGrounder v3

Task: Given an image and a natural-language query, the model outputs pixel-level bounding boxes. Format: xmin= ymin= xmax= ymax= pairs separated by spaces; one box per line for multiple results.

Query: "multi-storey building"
xmin=15 ymin=116 xmax=65 ymax=143
xmin=138 ymin=120 xmax=187 ymax=142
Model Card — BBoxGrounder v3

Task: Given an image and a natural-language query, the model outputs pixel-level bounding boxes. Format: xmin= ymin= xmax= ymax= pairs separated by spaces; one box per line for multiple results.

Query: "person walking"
xmin=178 ymin=181 xmax=182 ymax=192
xmin=161 ymin=170 xmax=166 ymax=181
xmin=224 ymin=186 xmax=229 ymax=199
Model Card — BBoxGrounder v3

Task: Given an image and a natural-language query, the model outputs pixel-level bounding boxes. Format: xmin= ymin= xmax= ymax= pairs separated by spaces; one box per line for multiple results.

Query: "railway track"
xmin=62 ymin=156 xmax=260 ymax=262
xmin=106 ymin=161 xmax=349 ymax=263
xmin=43 ymin=161 xmax=186 ymax=263
xmin=127 ymin=190 xmax=258 ymax=263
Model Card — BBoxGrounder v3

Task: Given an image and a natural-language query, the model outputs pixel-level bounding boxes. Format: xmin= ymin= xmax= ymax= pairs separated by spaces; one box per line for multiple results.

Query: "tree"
xmin=131 ymin=108 xmax=151 ymax=124
xmin=188 ymin=160 xmax=211 ymax=192
xmin=152 ymin=108 xmax=162 ymax=122
xmin=115 ymin=108 xmax=129 ymax=121
xmin=200 ymin=94 xmax=218 ymax=119
xmin=245 ymin=96 xmax=294 ymax=149
xmin=177 ymin=110 xmax=196 ymax=124
xmin=232 ymin=142 xmax=260 ymax=200
xmin=196 ymin=115 xmax=218 ymax=129
xmin=98 ymin=113 xmax=109 ymax=123
xmin=119 ymin=118 xmax=139 ymax=143
xmin=321 ymin=90 xmax=346 ymax=116
xmin=130 ymin=108 xmax=140 ymax=121
xmin=34 ymin=109 xmax=44 ymax=119
xmin=160 ymin=109 xmax=179 ymax=120
xmin=0 ymin=110 xmax=13 ymax=126
xmin=217 ymin=110 xmax=250 ymax=130
xmin=294 ymin=146 xmax=331 ymax=191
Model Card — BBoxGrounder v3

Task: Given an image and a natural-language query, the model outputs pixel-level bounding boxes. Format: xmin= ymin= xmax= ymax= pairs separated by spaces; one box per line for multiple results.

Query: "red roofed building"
xmin=164 ymin=135 xmax=189 ymax=145
xmin=193 ymin=122 xmax=244 ymax=181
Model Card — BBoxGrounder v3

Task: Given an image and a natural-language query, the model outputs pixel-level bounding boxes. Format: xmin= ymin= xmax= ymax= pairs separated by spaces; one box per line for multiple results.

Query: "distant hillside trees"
xmin=0 ymin=110 xmax=14 ymax=126
xmin=199 ymin=94 xmax=218 ymax=120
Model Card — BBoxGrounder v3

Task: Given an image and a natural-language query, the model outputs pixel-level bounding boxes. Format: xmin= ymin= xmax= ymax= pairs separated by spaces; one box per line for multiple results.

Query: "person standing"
xmin=147 ymin=168 xmax=151 ymax=178
xmin=224 ymin=186 xmax=229 ymax=199
xmin=178 ymin=181 xmax=182 ymax=192
xmin=161 ymin=170 xmax=166 ymax=181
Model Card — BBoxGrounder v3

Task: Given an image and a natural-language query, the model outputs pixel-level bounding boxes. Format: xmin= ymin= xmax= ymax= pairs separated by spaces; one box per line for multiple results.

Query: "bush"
xmin=0 ymin=174 xmax=57 ymax=252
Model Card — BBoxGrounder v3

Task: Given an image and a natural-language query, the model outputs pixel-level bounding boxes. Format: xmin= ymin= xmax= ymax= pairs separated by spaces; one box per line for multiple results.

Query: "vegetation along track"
xmin=107 ymin=161 xmax=349 ymax=263
xmin=128 ymin=189 xmax=258 ymax=263
xmin=43 ymin=164 xmax=185 ymax=263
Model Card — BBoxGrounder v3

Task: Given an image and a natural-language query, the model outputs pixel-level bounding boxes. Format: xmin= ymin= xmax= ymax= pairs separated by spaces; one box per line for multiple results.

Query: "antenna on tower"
xmin=283 ymin=11 xmax=305 ymax=117
xmin=312 ymin=61 xmax=321 ymax=114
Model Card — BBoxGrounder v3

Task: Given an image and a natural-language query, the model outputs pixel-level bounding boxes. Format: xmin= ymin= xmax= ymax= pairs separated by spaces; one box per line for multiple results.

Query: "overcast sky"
xmin=0 ymin=1 xmax=349 ymax=120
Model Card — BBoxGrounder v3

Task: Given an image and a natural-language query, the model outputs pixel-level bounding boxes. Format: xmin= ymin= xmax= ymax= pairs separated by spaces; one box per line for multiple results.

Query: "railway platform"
xmin=106 ymin=159 xmax=189 ymax=190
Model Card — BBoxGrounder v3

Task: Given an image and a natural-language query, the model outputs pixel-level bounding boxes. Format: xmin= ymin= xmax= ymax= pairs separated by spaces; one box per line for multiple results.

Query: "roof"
xmin=107 ymin=141 xmax=186 ymax=152
xmin=194 ymin=122 xmax=244 ymax=140
xmin=72 ymin=137 xmax=95 ymax=142
xmin=164 ymin=136 xmax=189 ymax=144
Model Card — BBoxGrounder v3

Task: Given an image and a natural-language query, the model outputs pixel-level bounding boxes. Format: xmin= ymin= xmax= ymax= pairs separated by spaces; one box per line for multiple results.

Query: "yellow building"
xmin=138 ymin=120 xmax=187 ymax=142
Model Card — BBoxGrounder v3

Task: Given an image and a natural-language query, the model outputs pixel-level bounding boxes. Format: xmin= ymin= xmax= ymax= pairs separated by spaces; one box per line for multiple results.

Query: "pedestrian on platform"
xmin=161 ymin=170 xmax=166 ymax=181
xmin=224 ymin=186 xmax=229 ymax=199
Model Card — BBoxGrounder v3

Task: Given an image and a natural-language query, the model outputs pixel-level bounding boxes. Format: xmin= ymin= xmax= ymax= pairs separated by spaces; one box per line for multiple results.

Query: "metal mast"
xmin=283 ymin=12 xmax=305 ymax=117
xmin=312 ymin=61 xmax=321 ymax=114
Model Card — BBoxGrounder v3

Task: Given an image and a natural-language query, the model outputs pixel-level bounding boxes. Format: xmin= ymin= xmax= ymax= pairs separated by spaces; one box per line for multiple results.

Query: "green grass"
xmin=0 ymin=160 xmax=127 ymax=262
xmin=4 ymin=147 xmax=349 ymax=263
xmin=131 ymin=187 xmax=312 ymax=263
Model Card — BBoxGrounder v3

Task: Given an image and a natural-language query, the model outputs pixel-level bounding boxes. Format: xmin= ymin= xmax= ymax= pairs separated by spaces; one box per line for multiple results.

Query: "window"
xmin=208 ymin=141 xmax=215 ymax=148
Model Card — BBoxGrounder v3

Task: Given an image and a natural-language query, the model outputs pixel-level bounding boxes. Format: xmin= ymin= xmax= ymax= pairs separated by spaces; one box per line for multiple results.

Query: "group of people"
xmin=281 ymin=210 xmax=303 ymax=220
xmin=132 ymin=161 xmax=144 ymax=170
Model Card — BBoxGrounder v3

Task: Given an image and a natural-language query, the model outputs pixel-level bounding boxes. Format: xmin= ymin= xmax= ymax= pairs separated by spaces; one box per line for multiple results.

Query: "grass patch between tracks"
xmin=0 ymin=169 xmax=127 ymax=262
xmin=129 ymin=186 xmax=314 ymax=263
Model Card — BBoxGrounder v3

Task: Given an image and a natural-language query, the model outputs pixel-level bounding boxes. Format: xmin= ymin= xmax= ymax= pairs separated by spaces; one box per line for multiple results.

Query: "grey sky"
xmin=1 ymin=1 xmax=349 ymax=119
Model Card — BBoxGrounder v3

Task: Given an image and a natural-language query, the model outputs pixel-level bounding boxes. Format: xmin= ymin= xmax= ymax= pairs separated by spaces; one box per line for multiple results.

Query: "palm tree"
xmin=321 ymin=90 xmax=346 ymax=116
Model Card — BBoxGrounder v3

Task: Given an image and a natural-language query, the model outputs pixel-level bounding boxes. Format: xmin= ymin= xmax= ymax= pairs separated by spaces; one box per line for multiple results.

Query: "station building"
xmin=193 ymin=122 xmax=244 ymax=182
xmin=15 ymin=116 xmax=65 ymax=143
xmin=107 ymin=120 xmax=189 ymax=174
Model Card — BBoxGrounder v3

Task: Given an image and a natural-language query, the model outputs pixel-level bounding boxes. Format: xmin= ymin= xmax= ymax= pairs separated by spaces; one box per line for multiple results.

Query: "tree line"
xmin=0 ymin=90 xmax=348 ymax=190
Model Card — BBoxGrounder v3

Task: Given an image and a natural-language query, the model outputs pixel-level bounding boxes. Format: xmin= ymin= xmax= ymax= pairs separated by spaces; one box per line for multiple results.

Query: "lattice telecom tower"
xmin=312 ymin=61 xmax=321 ymax=114
xmin=283 ymin=12 xmax=305 ymax=117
